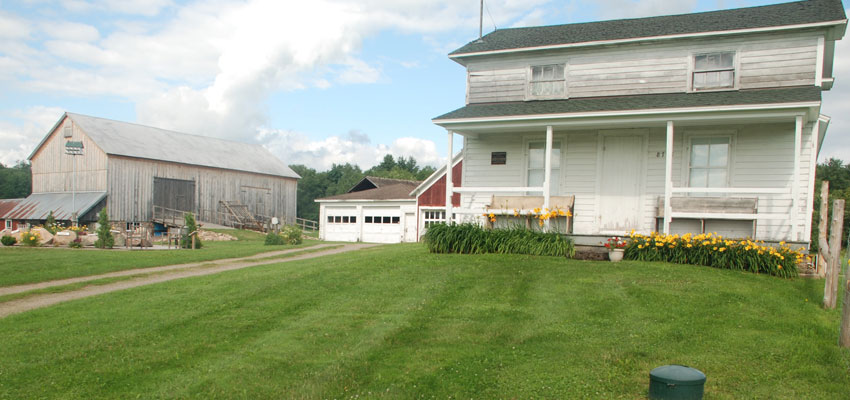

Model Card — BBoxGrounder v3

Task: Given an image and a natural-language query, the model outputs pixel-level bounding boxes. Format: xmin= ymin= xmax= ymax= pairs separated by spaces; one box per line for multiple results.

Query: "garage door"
xmin=362 ymin=208 xmax=402 ymax=243
xmin=324 ymin=206 xmax=359 ymax=242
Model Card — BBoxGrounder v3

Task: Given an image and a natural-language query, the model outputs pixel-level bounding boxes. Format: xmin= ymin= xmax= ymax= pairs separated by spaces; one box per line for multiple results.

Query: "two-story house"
xmin=433 ymin=0 xmax=846 ymax=245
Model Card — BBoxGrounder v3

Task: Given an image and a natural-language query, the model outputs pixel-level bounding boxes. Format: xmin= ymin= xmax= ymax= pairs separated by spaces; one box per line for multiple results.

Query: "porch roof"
xmin=434 ymin=87 xmax=822 ymax=124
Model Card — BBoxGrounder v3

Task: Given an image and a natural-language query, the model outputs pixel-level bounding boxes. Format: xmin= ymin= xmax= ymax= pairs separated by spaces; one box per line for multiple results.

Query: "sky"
xmin=0 ymin=0 xmax=848 ymax=170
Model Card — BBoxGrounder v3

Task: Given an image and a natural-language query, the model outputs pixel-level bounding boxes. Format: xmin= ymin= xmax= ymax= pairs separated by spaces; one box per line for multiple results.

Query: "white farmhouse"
xmin=433 ymin=0 xmax=846 ymax=245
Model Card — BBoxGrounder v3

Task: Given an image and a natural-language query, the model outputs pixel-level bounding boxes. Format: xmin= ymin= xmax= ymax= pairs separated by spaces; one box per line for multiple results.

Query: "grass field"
xmin=0 ymin=229 xmax=318 ymax=287
xmin=0 ymin=244 xmax=847 ymax=398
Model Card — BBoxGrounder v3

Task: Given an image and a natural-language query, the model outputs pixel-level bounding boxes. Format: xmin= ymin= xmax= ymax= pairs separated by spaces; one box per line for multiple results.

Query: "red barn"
xmin=410 ymin=155 xmax=462 ymax=241
xmin=0 ymin=199 xmax=23 ymax=232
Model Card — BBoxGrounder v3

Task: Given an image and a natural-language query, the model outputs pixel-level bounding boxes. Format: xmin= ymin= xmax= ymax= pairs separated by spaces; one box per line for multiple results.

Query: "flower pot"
xmin=608 ymin=249 xmax=624 ymax=262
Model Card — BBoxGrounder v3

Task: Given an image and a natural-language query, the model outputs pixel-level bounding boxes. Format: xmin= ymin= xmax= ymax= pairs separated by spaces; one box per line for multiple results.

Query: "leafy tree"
xmin=94 ymin=208 xmax=114 ymax=249
xmin=0 ymin=161 xmax=32 ymax=199
xmin=811 ymin=158 xmax=850 ymax=250
xmin=181 ymin=212 xmax=202 ymax=249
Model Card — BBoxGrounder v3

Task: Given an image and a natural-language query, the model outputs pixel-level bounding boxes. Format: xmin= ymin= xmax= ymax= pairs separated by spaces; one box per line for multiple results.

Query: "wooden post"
xmin=840 ymin=258 xmax=850 ymax=347
xmin=192 ymin=233 xmax=196 ymax=251
xmin=818 ymin=181 xmax=830 ymax=277
xmin=824 ymin=199 xmax=844 ymax=309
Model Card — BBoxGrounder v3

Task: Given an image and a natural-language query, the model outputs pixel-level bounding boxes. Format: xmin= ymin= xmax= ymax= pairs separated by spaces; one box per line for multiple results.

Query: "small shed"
xmin=316 ymin=177 xmax=420 ymax=243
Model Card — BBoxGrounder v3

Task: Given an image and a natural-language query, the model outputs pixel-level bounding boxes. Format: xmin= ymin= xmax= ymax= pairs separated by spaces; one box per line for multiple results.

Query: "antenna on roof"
xmin=479 ymin=0 xmax=484 ymax=40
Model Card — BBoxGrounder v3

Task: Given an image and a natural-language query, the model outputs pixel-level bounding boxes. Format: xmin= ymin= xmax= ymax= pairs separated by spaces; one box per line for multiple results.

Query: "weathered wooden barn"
xmin=9 ymin=112 xmax=299 ymax=227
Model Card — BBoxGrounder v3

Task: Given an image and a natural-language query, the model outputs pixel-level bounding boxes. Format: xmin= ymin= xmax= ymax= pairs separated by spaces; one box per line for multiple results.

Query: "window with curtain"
xmin=693 ymin=52 xmax=735 ymax=90
xmin=530 ymin=64 xmax=565 ymax=98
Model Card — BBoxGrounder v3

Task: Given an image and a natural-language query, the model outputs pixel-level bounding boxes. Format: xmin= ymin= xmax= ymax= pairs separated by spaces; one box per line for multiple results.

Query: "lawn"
xmin=0 ymin=229 xmax=319 ymax=287
xmin=0 ymin=244 xmax=847 ymax=398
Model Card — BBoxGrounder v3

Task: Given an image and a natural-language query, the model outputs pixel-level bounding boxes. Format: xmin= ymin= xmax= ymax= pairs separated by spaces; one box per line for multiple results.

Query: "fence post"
xmin=824 ymin=199 xmax=844 ymax=309
xmin=818 ymin=182 xmax=830 ymax=277
xmin=840 ymin=256 xmax=850 ymax=347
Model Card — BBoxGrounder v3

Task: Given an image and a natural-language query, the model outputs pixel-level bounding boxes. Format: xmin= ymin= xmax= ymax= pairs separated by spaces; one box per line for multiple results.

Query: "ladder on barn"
xmin=219 ymin=201 xmax=264 ymax=231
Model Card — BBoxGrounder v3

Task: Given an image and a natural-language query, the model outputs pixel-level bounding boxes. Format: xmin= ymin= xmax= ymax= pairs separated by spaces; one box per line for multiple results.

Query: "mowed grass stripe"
xmin=0 ymin=244 xmax=847 ymax=399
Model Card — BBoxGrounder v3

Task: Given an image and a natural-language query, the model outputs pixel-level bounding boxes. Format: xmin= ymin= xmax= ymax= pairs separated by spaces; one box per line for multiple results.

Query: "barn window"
xmin=491 ymin=152 xmax=506 ymax=165
xmin=692 ymin=52 xmax=735 ymax=90
xmin=529 ymin=64 xmax=565 ymax=98
xmin=4 ymin=220 xmax=10 ymax=230
xmin=424 ymin=210 xmax=446 ymax=229
xmin=688 ymin=137 xmax=730 ymax=187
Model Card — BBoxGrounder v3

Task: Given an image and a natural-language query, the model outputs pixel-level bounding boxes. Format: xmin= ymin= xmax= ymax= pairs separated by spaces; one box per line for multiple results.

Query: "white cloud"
xmin=0 ymin=12 xmax=31 ymax=39
xmin=511 ymin=9 xmax=547 ymax=28
xmin=0 ymin=106 xmax=64 ymax=166
xmin=586 ymin=0 xmax=698 ymax=20
xmin=258 ymin=128 xmax=444 ymax=170
xmin=41 ymin=21 xmax=100 ymax=42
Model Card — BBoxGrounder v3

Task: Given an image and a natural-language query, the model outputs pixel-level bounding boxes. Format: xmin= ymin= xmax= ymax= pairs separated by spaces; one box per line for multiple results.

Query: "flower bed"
xmin=425 ymin=223 xmax=575 ymax=257
xmin=625 ymin=232 xmax=806 ymax=278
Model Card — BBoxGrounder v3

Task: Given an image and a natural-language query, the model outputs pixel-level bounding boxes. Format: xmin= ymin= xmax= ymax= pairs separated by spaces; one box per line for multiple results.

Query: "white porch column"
xmin=792 ymin=115 xmax=803 ymax=240
xmin=446 ymin=130 xmax=454 ymax=224
xmin=543 ymin=125 xmax=553 ymax=211
xmin=663 ymin=121 xmax=674 ymax=234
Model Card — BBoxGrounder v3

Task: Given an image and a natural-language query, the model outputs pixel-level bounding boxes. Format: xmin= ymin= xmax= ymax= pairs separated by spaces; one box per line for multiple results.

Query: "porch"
xmin=432 ymin=90 xmax=827 ymax=244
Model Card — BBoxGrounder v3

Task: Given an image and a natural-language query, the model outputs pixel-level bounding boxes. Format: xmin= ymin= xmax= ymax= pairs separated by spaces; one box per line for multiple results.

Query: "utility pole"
xmin=64 ymin=141 xmax=84 ymax=226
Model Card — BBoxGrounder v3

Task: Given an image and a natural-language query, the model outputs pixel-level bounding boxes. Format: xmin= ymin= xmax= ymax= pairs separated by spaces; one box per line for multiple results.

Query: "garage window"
xmin=328 ymin=215 xmax=357 ymax=224
xmin=365 ymin=216 xmax=373 ymax=223
xmin=342 ymin=216 xmax=349 ymax=223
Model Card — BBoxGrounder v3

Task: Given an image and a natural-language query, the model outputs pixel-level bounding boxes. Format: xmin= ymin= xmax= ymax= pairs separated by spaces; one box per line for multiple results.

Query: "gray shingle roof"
xmin=433 ymin=87 xmax=822 ymax=121
xmin=34 ymin=113 xmax=300 ymax=179
xmin=451 ymin=0 xmax=847 ymax=56
xmin=316 ymin=182 xmax=421 ymax=202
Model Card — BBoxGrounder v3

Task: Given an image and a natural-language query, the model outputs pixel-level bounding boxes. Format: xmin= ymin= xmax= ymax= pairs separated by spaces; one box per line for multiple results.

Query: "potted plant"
xmin=604 ymin=236 xmax=627 ymax=262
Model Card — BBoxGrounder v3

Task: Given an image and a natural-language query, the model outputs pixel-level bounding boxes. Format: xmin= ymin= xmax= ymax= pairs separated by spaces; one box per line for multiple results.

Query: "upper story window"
xmin=529 ymin=64 xmax=565 ymax=98
xmin=692 ymin=52 xmax=735 ymax=90
xmin=689 ymin=137 xmax=730 ymax=187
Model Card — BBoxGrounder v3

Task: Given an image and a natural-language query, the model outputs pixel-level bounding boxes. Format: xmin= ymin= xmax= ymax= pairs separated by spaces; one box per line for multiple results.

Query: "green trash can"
xmin=649 ymin=364 xmax=706 ymax=400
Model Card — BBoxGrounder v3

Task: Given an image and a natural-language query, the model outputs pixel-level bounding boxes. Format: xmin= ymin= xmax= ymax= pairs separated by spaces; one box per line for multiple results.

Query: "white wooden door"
xmin=599 ymin=135 xmax=644 ymax=232
xmin=403 ymin=212 xmax=417 ymax=242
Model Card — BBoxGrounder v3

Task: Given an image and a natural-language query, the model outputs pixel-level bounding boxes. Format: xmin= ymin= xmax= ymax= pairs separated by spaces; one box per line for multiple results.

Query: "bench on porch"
xmin=656 ymin=196 xmax=758 ymax=237
xmin=485 ymin=195 xmax=575 ymax=233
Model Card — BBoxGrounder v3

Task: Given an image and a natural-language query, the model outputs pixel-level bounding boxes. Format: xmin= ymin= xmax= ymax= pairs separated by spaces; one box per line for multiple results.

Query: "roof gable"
xmin=31 ymin=113 xmax=300 ymax=179
xmin=451 ymin=0 xmax=847 ymax=57
xmin=318 ymin=181 xmax=421 ymax=202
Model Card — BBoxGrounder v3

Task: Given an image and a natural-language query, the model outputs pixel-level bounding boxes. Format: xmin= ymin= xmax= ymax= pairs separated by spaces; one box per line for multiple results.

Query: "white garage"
xmin=316 ymin=177 xmax=420 ymax=243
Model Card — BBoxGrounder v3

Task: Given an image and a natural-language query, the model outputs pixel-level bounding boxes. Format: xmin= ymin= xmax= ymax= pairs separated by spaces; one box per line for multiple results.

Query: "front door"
xmin=598 ymin=133 xmax=644 ymax=232
xmin=403 ymin=212 xmax=417 ymax=242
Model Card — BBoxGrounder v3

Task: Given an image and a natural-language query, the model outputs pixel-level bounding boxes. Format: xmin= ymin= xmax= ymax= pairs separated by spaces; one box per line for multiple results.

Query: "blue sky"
xmin=1 ymin=0 xmax=847 ymax=170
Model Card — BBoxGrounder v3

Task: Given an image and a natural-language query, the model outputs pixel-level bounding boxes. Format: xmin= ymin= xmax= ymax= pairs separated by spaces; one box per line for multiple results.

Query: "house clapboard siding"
xmin=466 ymin=32 xmax=821 ymax=103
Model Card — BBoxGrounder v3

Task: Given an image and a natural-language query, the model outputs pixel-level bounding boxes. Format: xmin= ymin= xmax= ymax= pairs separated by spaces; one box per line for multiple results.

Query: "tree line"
xmin=290 ymin=155 xmax=436 ymax=222
xmin=0 ymin=162 xmax=31 ymax=199
xmin=813 ymin=157 xmax=850 ymax=249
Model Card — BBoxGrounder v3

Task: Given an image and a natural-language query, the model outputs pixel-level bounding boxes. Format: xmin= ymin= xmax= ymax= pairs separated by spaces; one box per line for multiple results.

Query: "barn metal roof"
xmin=0 ymin=199 xmax=23 ymax=219
xmin=450 ymin=0 xmax=847 ymax=57
xmin=31 ymin=113 xmax=300 ymax=179
xmin=4 ymin=192 xmax=106 ymax=221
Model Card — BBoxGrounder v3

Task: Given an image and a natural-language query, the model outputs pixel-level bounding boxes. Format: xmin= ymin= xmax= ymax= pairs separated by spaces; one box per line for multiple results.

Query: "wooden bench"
xmin=485 ymin=195 xmax=575 ymax=233
xmin=656 ymin=196 xmax=758 ymax=235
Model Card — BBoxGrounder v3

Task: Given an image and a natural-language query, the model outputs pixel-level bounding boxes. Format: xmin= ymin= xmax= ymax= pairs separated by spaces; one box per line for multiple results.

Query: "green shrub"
xmin=625 ymin=232 xmax=804 ymax=278
xmin=1 ymin=235 xmax=16 ymax=246
xmin=425 ymin=223 xmax=574 ymax=258
xmin=180 ymin=213 xmax=202 ymax=249
xmin=68 ymin=238 xmax=83 ymax=248
xmin=45 ymin=211 xmax=61 ymax=234
xmin=264 ymin=231 xmax=285 ymax=245
xmin=20 ymin=231 xmax=41 ymax=247
xmin=281 ymin=225 xmax=303 ymax=245
xmin=94 ymin=208 xmax=114 ymax=249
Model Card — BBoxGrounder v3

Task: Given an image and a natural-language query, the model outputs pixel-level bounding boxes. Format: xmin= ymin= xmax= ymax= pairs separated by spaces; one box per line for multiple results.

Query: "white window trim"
xmin=682 ymin=130 xmax=737 ymax=189
xmin=4 ymin=219 xmax=10 ymax=230
xmin=526 ymin=63 xmax=567 ymax=100
xmin=687 ymin=49 xmax=740 ymax=93
xmin=523 ymin=136 xmax=565 ymax=195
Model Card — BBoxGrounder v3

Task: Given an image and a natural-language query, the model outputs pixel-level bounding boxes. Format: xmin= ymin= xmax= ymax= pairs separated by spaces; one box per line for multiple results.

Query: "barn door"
xmin=153 ymin=177 xmax=196 ymax=212
xmin=598 ymin=133 xmax=644 ymax=233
